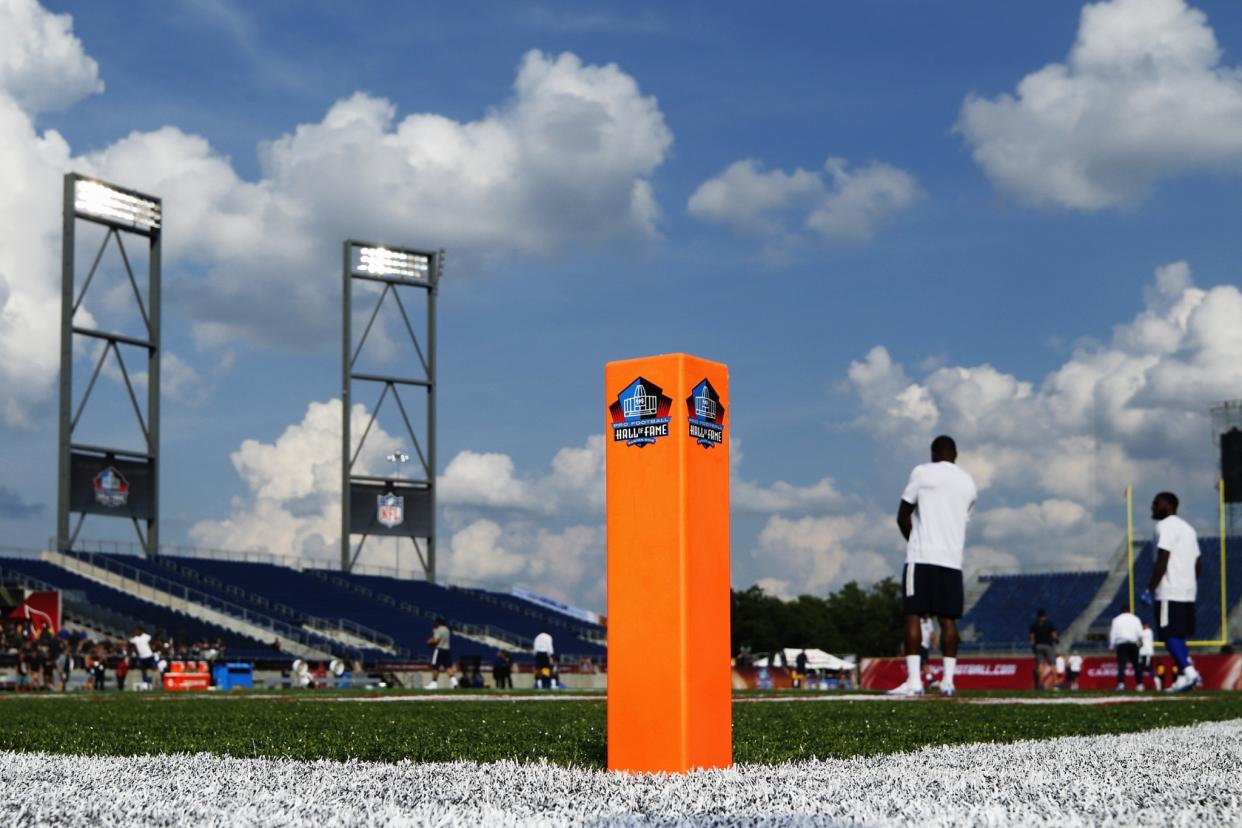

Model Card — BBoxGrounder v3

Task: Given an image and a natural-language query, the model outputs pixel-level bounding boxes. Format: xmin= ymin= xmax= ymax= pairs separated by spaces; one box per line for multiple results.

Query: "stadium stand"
xmin=1087 ymin=538 xmax=1242 ymax=642
xmin=11 ymin=550 xmax=607 ymax=663
xmin=958 ymin=570 xmax=1109 ymax=651
xmin=0 ymin=556 xmax=282 ymax=660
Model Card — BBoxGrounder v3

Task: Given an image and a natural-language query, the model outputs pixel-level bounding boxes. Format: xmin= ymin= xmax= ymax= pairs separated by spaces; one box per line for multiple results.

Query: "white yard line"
xmin=2 ymin=719 xmax=1239 ymax=826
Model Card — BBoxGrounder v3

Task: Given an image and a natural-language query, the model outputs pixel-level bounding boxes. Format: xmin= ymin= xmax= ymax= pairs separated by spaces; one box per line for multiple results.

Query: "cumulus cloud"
xmin=189 ymin=399 xmax=400 ymax=557
xmin=845 ymin=261 xmax=1238 ymax=567
xmin=958 ymin=0 xmax=1242 ymax=209
xmin=688 ymin=157 xmax=920 ymax=256
xmin=0 ymin=0 xmax=101 ymax=113
xmin=752 ymin=514 xmax=894 ymax=596
xmin=0 ymin=2 xmax=674 ymax=424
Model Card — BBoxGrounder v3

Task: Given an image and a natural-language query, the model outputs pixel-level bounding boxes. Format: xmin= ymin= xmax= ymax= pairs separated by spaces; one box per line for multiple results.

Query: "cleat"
xmin=885 ymin=682 xmax=924 ymax=697
xmin=939 ymin=683 xmax=956 ymax=698
xmin=1169 ymin=671 xmax=1200 ymax=693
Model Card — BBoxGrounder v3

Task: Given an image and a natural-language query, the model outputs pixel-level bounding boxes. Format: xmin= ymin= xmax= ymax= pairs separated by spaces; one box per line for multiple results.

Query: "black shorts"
xmin=431 ymin=648 xmax=453 ymax=669
xmin=1156 ymin=600 xmax=1195 ymax=640
xmin=918 ymin=646 xmax=930 ymax=665
xmin=535 ymin=652 xmax=552 ymax=672
xmin=902 ymin=563 xmax=963 ymax=619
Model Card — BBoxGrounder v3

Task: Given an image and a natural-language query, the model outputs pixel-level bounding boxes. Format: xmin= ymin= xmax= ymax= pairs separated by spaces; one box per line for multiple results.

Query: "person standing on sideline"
xmin=533 ymin=628 xmax=555 ymax=689
xmin=129 ymin=627 xmax=156 ymax=688
xmin=1109 ymin=609 xmax=1143 ymax=690
xmin=887 ymin=435 xmax=977 ymax=698
xmin=1138 ymin=621 xmax=1155 ymax=689
xmin=795 ymin=649 xmax=809 ymax=689
xmin=1067 ymin=652 xmax=1083 ymax=690
xmin=919 ymin=616 xmax=937 ymax=686
xmin=1142 ymin=492 xmax=1201 ymax=692
xmin=425 ymin=617 xmax=457 ymax=689
xmin=1028 ymin=610 xmax=1059 ymax=690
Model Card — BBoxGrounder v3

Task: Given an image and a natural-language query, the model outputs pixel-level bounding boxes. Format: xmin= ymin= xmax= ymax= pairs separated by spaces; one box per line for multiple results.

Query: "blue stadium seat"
xmin=961 ymin=570 xmax=1109 ymax=651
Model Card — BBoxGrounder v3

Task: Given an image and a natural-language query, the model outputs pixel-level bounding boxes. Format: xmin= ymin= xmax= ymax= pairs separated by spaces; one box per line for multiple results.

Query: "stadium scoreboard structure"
xmin=341 ymin=241 xmax=443 ymax=581
xmin=57 ymin=174 xmax=162 ymax=556
xmin=605 ymin=353 xmax=732 ymax=774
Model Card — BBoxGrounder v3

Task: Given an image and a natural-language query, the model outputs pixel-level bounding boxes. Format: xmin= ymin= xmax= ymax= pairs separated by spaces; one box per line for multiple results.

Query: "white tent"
xmin=755 ymin=648 xmax=855 ymax=671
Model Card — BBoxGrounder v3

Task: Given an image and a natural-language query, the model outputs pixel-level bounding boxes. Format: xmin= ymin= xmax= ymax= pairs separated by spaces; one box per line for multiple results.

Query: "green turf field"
xmin=1 ymin=692 xmax=1239 ymax=768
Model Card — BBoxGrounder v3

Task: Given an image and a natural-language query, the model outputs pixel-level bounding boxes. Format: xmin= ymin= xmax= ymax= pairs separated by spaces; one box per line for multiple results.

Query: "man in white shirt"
xmin=1109 ymin=610 xmax=1143 ymax=690
xmin=425 ymin=617 xmax=457 ymax=689
xmin=532 ymin=629 xmax=555 ymax=689
xmin=1066 ymin=652 xmax=1083 ymax=690
xmin=129 ymin=627 xmax=156 ymax=687
xmin=1138 ymin=622 xmax=1155 ymax=690
xmin=1141 ymin=492 xmax=1201 ymax=692
xmin=887 ymin=435 xmax=977 ymax=698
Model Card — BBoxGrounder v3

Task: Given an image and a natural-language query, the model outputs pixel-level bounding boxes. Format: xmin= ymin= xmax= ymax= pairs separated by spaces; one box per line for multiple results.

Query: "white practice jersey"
xmin=1139 ymin=627 xmax=1155 ymax=657
xmin=533 ymin=632 xmax=554 ymax=655
xmin=130 ymin=633 xmax=153 ymax=660
xmin=1109 ymin=612 xmax=1142 ymax=648
xmin=901 ymin=461 xmax=977 ymax=571
xmin=1068 ymin=654 xmax=1083 ymax=672
xmin=1154 ymin=515 xmax=1199 ymax=602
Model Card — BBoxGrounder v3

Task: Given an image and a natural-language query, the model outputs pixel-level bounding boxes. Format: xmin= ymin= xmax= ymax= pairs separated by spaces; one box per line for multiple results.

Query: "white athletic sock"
xmin=943 ymin=657 xmax=956 ymax=685
xmin=905 ymin=654 xmax=921 ymax=686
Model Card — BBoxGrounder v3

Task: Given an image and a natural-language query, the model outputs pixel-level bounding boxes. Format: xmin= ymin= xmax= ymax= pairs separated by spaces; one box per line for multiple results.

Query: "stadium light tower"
xmin=58 ymin=174 xmax=162 ymax=557
xmin=341 ymin=240 xmax=442 ymax=581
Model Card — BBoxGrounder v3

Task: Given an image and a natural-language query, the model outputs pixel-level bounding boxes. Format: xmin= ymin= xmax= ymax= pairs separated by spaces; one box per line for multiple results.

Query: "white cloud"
xmin=958 ymin=0 xmax=1242 ymax=209
xmin=439 ymin=451 xmax=542 ymax=512
xmin=845 ymin=261 xmax=1239 ymax=569
xmin=189 ymin=399 xmax=400 ymax=557
xmin=688 ymin=156 xmax=920 ymax=255
xmin=753 ymin=514 xmax=894 ymax=595
xmin=805 ymin=159 xmax=923 ymax=242
xmin=0 ymin=3 xmax=674 ymax=424
xmin=0 ymin=0 xmax=101 ymax=113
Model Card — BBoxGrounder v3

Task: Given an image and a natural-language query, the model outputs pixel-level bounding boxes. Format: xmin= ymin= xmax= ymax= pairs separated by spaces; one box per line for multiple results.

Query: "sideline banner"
xmin=860 ymin=654 xmax=1242 ymax=691
xmin=7 ymin=590 xmax=61 ymax=636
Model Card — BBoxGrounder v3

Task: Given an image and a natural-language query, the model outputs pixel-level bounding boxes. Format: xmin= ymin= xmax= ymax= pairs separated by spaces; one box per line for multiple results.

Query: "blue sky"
xmin=3 ymin=0 xmax=1242 ymax=608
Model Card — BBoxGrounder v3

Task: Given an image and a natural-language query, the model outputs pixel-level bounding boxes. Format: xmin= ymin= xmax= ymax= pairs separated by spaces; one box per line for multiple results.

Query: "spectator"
xmin=130 ymin=626 xmax=156 ymax=687
xmin=1138 ymin=622 xmax=1155 ymax=690
xmin=15 ymin=646 xmax=30 ymax=692
xmin=533 ymin=628 xmax=555 ymax=690
xmin=56 ymin=644 xmax=72 ymax=693
xmin=90 ymin=645 xmax=107 ymax=692
xmin=795 ymin=650 xmax=809 ymax=689
xmin=425 ymin=617 xmax=457 ymax=690
xmin=1067 ymin=652 xmax=1083 ymax=690
xmin=1028 ymin=609 xmax=1059 ymax=690
xmin=1109 ymin=609 xmax=1143 ymax=691
xmin=115 ymin=647 xmax=129 ymax=692
xmin=492 ymin=651 xmax=513 ymax=689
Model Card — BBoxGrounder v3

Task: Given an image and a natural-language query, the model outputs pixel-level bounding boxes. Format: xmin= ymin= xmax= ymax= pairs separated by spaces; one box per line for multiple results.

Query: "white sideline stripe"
xmin=1 ymin=719 xmax=1239 ymax=826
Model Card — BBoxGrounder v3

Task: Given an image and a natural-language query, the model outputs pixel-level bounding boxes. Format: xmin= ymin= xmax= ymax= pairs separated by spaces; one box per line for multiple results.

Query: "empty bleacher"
xmin=1088 ymin=537 xmax=1242 ymax=640
xmin=31 ymin=551 xmax=606 ymax=663
xmin=960 ymin=571 xmax=1109 ymax=651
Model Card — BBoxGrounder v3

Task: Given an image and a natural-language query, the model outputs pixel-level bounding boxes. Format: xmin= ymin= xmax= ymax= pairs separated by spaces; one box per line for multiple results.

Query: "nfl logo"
xmin=377 ymin=493 xmax=404 ymax=528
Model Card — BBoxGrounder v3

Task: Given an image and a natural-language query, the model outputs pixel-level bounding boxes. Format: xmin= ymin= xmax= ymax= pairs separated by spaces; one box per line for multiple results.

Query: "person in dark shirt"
xmin=795 ymin=650 xmax=809 ymax=689
xmin=1028 ymin=609 xmax=1059 ymax=690
xmin=492 ymin=650 xmax=513 ymax=689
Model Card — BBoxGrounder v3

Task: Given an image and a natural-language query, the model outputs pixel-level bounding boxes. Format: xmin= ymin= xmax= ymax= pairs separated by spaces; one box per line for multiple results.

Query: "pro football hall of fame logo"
xmin=377 ymin=493 xmax=404 ymax=528
xmin=609 ymin=377 xmax=672 ymax=447
xmin=686 ymin=378 xmax=725 ymax=448
xmin=93 ymin=466 xmax=129 ymax=508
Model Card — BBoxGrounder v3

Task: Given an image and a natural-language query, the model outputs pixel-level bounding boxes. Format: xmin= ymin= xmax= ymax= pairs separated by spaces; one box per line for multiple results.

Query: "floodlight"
xmin=356 ymin=246 xmax=429 ymax=280
xmin=74 ymin=179 xmax=161 ymax=231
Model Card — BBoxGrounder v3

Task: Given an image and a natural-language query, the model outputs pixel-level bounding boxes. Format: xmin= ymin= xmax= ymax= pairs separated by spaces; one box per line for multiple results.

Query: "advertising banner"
xmin=860 ymin=654 xmax=1242 ymax=691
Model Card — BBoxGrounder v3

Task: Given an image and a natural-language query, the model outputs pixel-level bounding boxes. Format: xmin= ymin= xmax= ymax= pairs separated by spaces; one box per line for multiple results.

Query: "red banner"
xmin=861 ymin=654 xmax=1242 ymax=691
xmin=6 ymin=590 xmax=61 ymax=636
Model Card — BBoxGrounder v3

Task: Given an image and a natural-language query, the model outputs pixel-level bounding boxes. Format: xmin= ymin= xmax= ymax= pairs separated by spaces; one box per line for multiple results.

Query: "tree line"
xmin=731 ymin=578 xmax=903 ymax=659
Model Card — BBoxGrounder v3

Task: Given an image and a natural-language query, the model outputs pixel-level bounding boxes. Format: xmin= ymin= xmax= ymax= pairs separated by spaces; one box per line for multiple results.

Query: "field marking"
xmin=2 ymin=718 xmax=1239 ymax=826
